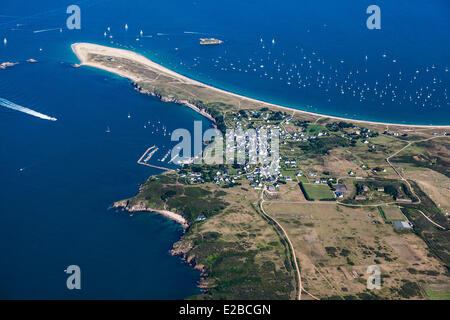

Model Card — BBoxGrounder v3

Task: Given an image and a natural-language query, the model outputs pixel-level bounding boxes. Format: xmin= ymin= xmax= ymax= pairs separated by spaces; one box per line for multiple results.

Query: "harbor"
xmin=137 ymin=145 xmax=174 ymax=172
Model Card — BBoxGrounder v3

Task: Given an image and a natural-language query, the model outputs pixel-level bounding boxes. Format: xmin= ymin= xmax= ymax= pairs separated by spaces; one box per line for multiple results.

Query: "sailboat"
xmin=106 ymin=126 xmax=111 ymax=133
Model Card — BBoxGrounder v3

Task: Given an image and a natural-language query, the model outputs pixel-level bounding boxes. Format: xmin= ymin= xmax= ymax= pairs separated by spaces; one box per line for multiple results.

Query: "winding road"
xmin=259 ymin=187 xmax=319 ymax=300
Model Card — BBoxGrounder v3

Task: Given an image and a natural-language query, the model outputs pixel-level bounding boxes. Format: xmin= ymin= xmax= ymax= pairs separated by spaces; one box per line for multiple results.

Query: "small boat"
xmin=127 ymin=113 xmax=131 ymax=119
xmin=125 ymin=24 xmax=128 ymax=30
xmin=199 ymin=38 xmax=223 ymax=45
xmin=140 ymin=30 xmax=143 ymax=36
xmin=3 ymin=38 xmax=7 ymax=45
xmin=106 ymin=126 xmax=111 ymax=133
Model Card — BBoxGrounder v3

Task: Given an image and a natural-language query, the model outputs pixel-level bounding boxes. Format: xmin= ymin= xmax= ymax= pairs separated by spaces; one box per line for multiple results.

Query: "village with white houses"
xmin=161 ymin=107 xmax=450 ymax=233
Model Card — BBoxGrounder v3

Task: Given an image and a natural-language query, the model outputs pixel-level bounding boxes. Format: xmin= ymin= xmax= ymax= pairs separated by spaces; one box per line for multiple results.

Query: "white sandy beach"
xmin=72 ymin=43 xmax=450 ymax=129
xmin=151 ymin=209 xmax=189 ymax=229
xmin=113 ymin=199 xmax=189 ymax=229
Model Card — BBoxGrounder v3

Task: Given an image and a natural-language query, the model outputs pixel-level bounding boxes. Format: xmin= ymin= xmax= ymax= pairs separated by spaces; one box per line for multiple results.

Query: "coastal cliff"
xmin=171 ymin=240 xmax=208 ymax=288
xmin=113 ymin=193 xmax=210 ymax=292
xmin=113 ymin=199 xmax=189 ymax=229
xmin=109 ymin=173 xmax=296 ymax=299
xmin=132 ymin=81 xmax=217 ymax=125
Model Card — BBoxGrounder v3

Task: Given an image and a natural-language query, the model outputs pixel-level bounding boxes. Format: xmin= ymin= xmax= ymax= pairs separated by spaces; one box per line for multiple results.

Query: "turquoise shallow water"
xmin=1 ymin=0 xmax=449 ymax=125
xmin=0 ymin=0 xmax=449 ymax=299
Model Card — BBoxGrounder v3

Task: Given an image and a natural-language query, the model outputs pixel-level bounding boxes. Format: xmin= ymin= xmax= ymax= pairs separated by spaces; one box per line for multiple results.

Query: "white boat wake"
xmin=183 ymin=31 xmax=204 ymax=35
xmin=0 ymin=97 xmax=57 ymax=121
xmin=33 ymin=28 xmax=60 ymax=34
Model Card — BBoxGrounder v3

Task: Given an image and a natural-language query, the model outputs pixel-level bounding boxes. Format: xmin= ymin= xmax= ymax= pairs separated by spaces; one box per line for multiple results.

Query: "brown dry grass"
xmin=263 ymin=202 xmax=448 ymax=299
xmin=404 ymin=168 xmax=450 ymax=216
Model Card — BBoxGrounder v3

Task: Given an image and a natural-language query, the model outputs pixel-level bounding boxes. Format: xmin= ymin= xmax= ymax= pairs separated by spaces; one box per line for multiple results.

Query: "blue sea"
xmin=0 ymin=0 xmax=449 ymax=299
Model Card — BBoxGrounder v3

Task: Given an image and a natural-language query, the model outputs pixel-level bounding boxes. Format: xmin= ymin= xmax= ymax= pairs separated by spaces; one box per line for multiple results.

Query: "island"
xmin=72 ymin=42 xmax=450 ymax=300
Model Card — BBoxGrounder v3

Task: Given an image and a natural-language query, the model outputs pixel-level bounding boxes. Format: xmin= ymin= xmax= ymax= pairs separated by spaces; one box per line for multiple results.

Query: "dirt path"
xmin=259 ymin=187 xmax=319 ymax=300
xmin=386 ymin=136 xmax=446 ymax=199
xmin=386 ymin=135 xmax=449 ymax=228
xmin=332 ymin=136 xmax=449 ymax=227
xmin=417 ymin=210 xmax=446 ymax=230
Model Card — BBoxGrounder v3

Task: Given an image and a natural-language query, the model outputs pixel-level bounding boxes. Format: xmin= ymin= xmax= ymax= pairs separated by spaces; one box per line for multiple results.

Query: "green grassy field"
xmin=300 ymin=183 xmax=335 ymax=201
xmin=382 ymin=206 xmax=405 ymax=221
xmin=305 ymin=124 xmax=327 ymax=135
xmin=425 ymin=288 xmax=450 ymax=300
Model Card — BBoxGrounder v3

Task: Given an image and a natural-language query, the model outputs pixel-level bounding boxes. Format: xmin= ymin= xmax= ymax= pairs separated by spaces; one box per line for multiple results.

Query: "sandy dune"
xmin=72 ymin=42 xmax=450 ymax=129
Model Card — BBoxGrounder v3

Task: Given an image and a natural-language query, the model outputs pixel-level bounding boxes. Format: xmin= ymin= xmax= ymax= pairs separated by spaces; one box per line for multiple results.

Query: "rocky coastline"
xmin=113 ymin=197 xmax=209 ymax=292
xmin=113 ymin=199 xmax=189 ymax=229
xmin=132 ymin=82 xmax=217 ymax=125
